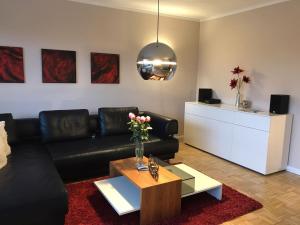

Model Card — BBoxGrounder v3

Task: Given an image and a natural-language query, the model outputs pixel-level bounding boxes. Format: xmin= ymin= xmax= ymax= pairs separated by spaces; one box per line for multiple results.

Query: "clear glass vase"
xmin=235 ymin=91 xmax=241 ymax=108
xmin=135 ymin=140 xmax=144 ymax=167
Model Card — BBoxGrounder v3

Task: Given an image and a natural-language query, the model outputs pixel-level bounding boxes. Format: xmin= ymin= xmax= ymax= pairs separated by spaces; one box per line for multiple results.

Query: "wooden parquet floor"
xmin=171 ymin=143 xmax=300 ymax=225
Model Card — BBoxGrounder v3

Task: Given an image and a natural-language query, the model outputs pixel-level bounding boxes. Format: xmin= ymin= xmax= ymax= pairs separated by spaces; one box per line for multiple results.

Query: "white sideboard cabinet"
xmin=184 ymin=102 xmax=293 ymax=175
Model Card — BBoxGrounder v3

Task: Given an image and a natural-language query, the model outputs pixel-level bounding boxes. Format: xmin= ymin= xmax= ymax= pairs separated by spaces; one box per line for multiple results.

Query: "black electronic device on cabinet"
xmin=269 ymin=95 xmax=290 ymax=114
xmin=198 ymin=88 xmax=212 ymax=102
xmin=198 ymin=88 xmax=221 ymax=104
xmin=204 ymin=99 xmax=221 ymax=104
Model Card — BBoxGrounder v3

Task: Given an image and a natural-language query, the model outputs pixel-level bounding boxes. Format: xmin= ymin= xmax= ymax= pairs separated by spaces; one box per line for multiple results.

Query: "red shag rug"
xmin=65 ymin=177 xmax=262 ymax=225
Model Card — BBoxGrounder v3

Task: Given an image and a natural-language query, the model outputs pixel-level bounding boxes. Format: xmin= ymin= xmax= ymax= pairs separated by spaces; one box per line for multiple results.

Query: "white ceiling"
xmin=68 ymin=0 xmax=289 ymax=21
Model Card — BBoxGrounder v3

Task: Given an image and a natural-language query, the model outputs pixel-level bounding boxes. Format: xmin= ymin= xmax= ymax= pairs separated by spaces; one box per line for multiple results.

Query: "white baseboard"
xmin=286 ymin=166 xmax=300 ymax=176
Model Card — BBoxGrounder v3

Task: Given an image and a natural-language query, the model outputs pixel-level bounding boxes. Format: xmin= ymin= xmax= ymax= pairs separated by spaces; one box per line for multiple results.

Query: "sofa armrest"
xmin=141 ymin=111 xmax=178 ymax=139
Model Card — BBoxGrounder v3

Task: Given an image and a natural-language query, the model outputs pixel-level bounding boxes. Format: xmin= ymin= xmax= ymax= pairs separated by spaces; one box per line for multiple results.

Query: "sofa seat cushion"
xmin=46 ymin=138 xmax=100 ymax=167
xmin=143 ymin=136 xmax=179 ymax=157
xmin=0 ymin=143 xmax=68 ymax=224
xmin=98 ymin=107 xmax=139 ymax=136
xmin=95 ymin=134 xmax=178 ymax=159
xmin=46 ymin=134 xmax=178 ymax=167
xmin=39 ymin=109 xmax=90 ymax=143
xmin=47 ymin=135 xmax=135 ymax=167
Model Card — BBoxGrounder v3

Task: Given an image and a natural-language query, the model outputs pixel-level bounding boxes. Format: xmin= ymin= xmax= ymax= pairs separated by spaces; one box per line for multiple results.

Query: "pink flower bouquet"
xmin=128 ymin=113 xmax=152 ymax=142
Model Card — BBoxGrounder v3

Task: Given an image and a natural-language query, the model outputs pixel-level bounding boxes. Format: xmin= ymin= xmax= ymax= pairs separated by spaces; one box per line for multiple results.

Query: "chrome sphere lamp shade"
xmin=136 ymin=0 xmax=177 ymax=80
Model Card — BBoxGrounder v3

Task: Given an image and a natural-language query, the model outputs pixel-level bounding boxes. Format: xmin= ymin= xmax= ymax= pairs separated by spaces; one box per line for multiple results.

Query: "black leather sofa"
xmin=0 ymin=107 xmax=179 ymax=225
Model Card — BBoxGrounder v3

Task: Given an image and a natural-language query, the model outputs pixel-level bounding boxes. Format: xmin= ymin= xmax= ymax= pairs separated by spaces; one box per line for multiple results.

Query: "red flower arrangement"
xmin=229 ymin=66 xmax=250 ymax=90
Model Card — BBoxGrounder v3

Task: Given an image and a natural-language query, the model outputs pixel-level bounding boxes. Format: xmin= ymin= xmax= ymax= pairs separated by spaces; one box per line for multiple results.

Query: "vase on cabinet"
xmin=235 ymin=92 xmax=241 ymax=108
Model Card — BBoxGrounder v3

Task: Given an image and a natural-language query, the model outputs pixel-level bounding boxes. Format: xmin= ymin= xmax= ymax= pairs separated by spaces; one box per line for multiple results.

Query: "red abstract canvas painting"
xmin=42 ymin=49 xmax=76 ymax=83
xmin=91 ymin=53 xmax=119 ymax=84
xmin=0 ymin=46 xmax=25 ymax=83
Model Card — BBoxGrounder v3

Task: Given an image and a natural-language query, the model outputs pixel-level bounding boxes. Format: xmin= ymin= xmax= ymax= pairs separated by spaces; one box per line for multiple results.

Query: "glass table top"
xmin=155 ymin=158 xmax=195 ymax=196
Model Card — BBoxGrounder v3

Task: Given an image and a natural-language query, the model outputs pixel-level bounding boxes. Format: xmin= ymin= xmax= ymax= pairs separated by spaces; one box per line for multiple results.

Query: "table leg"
xmin=140 ymin=180 xmax=181 ymax=225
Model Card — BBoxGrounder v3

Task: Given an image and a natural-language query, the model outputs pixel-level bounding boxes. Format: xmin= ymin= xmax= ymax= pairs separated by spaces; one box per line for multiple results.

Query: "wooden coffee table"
xmin=96 ymin=157 xmax=181 ymax=225
xmin=94 ymin=157 xmax=222 ymax=225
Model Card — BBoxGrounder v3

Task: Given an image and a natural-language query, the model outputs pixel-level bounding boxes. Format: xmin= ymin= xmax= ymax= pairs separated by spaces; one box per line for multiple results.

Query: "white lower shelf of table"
xmin=94 ymin=176 xmax=140 ymax=215
xmin=176 ymin=164 xmax=222 ymax=200
xmin=94 ymin=164 xmax=222 ymax=215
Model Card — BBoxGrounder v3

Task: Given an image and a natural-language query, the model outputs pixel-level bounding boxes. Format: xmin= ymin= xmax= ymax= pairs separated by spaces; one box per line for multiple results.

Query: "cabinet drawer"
xmin=184 ymin=113 xmax=232 ymax=160
xmin=233 ymin=112 xmax=270 ymax=131
xmin=231 ymin=125 xmax=269 ymax=174
xmin=185 ymin=103 xmax=234 ymax=123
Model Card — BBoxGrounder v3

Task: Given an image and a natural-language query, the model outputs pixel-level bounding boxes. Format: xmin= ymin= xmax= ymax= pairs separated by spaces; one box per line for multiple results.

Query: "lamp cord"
xmin=156 ymin=0 xmax=159 ymax=44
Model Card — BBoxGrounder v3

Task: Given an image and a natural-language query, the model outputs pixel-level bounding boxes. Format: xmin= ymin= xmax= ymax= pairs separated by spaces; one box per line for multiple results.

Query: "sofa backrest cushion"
xmin=39 ymin=109 xmax=90 ymax=143
xmin=15 ymin=118 xmax=41 ymax=142
xmin=0 ymin=113 xmax=17 ymax=144
xmin=98 ymin=107 xmax=138 ymax=136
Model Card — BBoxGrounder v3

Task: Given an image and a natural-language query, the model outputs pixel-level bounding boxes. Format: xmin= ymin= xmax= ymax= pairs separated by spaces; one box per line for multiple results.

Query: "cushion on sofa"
xmin=0 ymin=121 xmax=11 ymax=156
xmin=39 ymin=109 xmax=90 ymax=143
xmin=98 ymin=107 xmax=138 ymax=136
xmin=0 ymin=113 xmax=17 ymax=144
xmin=0 ymin=133 xmax=7 ymax=169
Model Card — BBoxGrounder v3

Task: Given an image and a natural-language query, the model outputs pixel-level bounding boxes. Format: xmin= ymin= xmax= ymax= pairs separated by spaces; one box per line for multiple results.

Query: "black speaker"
xmin=198 ymin=88 xmax=212 ymax=102
xmin=269 ymin=95 xmax=290 ymax=114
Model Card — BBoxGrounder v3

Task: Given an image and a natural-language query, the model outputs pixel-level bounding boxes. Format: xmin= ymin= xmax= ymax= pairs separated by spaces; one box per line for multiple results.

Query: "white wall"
xmin=0 ymin=0 xmax=199 ymax=134
xmin=198 ymin=0 xmax=300 ymax=170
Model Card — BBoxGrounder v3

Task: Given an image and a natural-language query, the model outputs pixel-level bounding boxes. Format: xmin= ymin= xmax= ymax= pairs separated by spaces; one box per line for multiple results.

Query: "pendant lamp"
xmin=136 ymin=0 xmax=177 ymax=80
